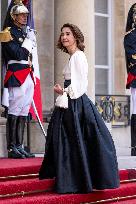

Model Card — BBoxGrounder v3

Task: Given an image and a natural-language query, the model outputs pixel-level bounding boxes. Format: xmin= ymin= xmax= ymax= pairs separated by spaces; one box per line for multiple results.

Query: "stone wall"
xmin=113 ymin=0 xmax=126 ymax=95
xmin=33 ymin=0 xmax=54 ymax=111
xmin=54 ymin=0 xmax=95 ymax=101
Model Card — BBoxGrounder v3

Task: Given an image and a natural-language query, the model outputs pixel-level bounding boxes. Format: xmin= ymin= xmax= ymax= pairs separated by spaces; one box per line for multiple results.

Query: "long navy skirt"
xmin=39 ymin=80 xmax=120 ymax=194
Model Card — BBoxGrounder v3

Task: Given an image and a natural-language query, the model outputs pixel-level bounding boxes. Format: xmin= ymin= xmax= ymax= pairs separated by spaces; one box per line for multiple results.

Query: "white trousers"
xmin=131 ymin=88 xmax=136 ymax=114
xmin=8 ymin=74 xmax=34 ymax=116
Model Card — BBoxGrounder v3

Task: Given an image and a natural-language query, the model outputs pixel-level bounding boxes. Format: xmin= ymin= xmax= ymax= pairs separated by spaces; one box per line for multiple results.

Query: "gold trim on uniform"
xmin=14 ymin=0 xmax=24 ymax=4
xmin=0 ymin=27 xmax=13 ymax=42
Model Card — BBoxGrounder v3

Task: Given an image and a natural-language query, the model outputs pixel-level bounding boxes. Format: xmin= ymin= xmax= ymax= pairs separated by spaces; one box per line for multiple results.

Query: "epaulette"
xmin=0 ymin=27 xmax=13 ymax=42
xmin=125 ymin=27 xmax=135 ymax=36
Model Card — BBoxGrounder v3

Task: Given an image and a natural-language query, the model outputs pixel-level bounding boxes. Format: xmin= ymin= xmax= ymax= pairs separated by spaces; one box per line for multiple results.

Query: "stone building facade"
xmin=0 ymin=0 xmax=135 ymax=163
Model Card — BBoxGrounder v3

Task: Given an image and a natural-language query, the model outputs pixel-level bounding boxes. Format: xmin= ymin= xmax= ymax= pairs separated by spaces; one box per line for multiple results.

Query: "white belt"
xmin=8 ymin=60 xmax=29 ymax=65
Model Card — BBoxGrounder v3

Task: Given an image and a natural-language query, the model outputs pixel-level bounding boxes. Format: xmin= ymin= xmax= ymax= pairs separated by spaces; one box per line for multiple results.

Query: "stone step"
xmin=118 ymin=156 xmax=136 ymax=169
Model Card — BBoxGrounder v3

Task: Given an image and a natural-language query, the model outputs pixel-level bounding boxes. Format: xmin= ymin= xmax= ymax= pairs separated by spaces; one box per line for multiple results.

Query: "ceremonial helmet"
xmin=10 ymin=3 xmax=29 ymax=19
xmin=126 ymin=3 xmax=136 ymax=32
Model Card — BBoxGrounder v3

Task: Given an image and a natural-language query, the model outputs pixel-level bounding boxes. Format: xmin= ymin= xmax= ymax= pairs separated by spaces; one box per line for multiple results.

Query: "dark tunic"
xmin=124 ymin=28 xmax=136 ymax=89
xmin=39 ymin=80 xmax=120 ymax=194
xmin=2 ymin=24 xmax=32 ymax=88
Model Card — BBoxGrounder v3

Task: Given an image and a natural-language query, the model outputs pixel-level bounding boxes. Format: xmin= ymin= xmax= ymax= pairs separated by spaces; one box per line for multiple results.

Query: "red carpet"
xmin=0 ymin=158 xmax=136 ymax=203
xmin=109 ymin=199 xmax=136 ymax=204
xmin=0 ymin=158 xmax=42 ymax=178
xmin=0 ymin=178 xmax=54 ymax=195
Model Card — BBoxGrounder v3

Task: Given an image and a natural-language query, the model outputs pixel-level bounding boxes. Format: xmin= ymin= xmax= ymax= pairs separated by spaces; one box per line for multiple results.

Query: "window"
xmin=95 ymin=0 xmax=112 ymax=95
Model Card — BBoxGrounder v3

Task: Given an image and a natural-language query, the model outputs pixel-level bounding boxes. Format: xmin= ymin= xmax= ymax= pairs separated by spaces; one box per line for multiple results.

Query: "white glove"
xmin=22 ymin=27 xmax=37 ymax=52
xmin=2 ymin=88 xmax=9 ymax=107
xmin=22 ymin=38 xmax=33 ymax=53
xmin=26 ymin=26 xmax=37 ymax=47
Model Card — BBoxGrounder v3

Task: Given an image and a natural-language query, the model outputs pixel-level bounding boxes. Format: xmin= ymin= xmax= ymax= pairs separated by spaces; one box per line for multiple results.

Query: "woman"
xmin=39 ymin=23 xmax=119 ymax=194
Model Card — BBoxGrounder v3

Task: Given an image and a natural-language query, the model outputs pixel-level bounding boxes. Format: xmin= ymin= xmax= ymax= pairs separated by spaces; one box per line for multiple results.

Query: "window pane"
xmin=95 ymin=69 xmax=108 ymax=94
xmin=95 ymin=16 xmax=108 ymax=65
xmin=95 ymin=0 xmax=108 ymax=14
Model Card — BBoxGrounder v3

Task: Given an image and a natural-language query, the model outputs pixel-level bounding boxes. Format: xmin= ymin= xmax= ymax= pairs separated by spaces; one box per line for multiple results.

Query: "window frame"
xmin=94 ymin=0 xmax=113 ymax=95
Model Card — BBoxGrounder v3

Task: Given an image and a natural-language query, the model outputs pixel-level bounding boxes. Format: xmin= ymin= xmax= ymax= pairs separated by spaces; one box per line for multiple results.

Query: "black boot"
xmin=6 ymin=114 xmax=25 ymax=159
xmin=131 ymin=114 xmax=136 ymax=156
xmin=16 ymin=116 xmax=35 ymax=158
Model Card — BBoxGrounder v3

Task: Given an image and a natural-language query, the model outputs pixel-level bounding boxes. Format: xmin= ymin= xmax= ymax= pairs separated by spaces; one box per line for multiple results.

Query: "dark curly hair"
xmin=57 ymin=23 xmax=85 ymax=53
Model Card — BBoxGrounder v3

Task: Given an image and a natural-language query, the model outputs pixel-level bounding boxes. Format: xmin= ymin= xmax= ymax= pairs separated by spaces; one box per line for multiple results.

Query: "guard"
xmin=124 ymin=3 xmax=136 ymax=155
xmin=1 ymin=2 xmax=36 ymax=158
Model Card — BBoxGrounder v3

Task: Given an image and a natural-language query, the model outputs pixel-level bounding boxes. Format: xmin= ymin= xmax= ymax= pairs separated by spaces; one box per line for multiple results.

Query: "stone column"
xmin=113 ymin=0 xmax=126 ymax=95
xmin=54 ymin=0 xmax=95 ymax=101
xmin=26 ymin=0 xmax=55 ymax=153
xmin=33 ymin=0 xmax=54 ymax=111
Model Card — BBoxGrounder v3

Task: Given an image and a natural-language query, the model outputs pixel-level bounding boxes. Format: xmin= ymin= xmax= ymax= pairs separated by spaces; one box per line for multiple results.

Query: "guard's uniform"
xmin=1 ymin=2 xmax=36 ymax=158
xmin=124 ymin=28 xmax=136 ymax=90
xmin=124 ymin=3 xmax=136 ymax=156
xmin=2 ymin=24 xmax=34 ymax=116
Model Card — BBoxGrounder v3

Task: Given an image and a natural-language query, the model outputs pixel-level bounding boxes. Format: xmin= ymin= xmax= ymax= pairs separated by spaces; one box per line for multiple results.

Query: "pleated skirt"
xmin=39 ymin=80 xmax=120 ymax=194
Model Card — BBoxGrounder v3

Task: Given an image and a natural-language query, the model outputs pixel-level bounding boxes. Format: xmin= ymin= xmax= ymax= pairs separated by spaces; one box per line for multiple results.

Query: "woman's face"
xmin=60 ymin=27 xmax=77 ymax=49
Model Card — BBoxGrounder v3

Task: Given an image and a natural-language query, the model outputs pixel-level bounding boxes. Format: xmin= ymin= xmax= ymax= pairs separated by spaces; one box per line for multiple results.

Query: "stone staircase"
xmin=0 ymin=116 xmax=136 ymax=170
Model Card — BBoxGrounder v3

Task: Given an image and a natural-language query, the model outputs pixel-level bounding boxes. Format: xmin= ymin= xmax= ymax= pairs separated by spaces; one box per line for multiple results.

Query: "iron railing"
xmin=95 ymin=95 xmax=130 ymax=127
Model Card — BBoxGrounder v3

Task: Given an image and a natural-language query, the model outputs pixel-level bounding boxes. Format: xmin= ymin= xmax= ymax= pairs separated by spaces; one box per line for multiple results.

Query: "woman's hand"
xmin=54 ymin=84 xmax=63 ymax=95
